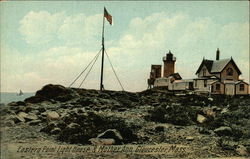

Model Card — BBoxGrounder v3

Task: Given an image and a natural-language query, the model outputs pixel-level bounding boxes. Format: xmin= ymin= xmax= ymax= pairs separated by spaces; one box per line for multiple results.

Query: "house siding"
xmin=225 ymin=83 xmax=235 ymax=95
xmin=235 ymin=83 xmax=249 ymax=95
xmin=211 ymin=82 xmax=225 ymax=94
xmin=212 ymin=73 xmax=220 ymax=78
xmin=220 ymin=62 xmax=239 ymax=81
xmin=169 ymin=81 xmax=191 ymax=91
xmin=154 ymin=78 xmax=170 ymax=87
xmin=195 ymin=80 xmax=208 ymax=92
xmin=198 ymin=66 xmax=212 ymax=78
xmin=194 ymin=79 xmax=209 ymax=92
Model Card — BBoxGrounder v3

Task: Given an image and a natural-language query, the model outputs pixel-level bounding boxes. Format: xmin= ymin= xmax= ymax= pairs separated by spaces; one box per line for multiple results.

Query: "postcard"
xmin=1 ymin=1 xmax=249 ymax=159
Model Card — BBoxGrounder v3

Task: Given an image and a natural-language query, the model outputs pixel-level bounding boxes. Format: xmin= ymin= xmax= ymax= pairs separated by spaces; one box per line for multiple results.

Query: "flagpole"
xmin=100 ymin=8 xmax=105 ymax=91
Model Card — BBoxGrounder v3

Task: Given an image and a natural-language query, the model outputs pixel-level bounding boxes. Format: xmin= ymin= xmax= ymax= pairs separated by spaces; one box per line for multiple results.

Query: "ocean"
xmin=0 ymin=92 xmax=35 ymax=105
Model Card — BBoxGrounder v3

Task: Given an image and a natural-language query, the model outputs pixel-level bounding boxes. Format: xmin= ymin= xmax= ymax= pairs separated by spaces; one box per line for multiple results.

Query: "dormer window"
xmin=227 ymin=68 xmax=233 ymax=76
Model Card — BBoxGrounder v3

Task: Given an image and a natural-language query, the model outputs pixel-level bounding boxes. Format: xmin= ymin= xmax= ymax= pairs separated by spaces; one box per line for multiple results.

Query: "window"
xmin=216 ymin=84 xmax=220 ymax=90
xmin=195 ymin=80 xmax=197 ymax=87
xmin=227 ymin=68 xmax=233 ymax=76
xmin=240 ymin=84 xmax=244 ymax=91
xmin=155 ymin=69 xmax=161 ymax=78
xmin=204 ymin=80 xmax=207 ymax=87
xmin=203 ymin=68 xmax=206 ymax=76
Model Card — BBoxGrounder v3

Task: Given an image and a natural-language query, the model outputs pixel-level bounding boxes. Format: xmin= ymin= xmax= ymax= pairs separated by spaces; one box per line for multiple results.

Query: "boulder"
xmin=50 ymin=127 xmax=61 ymax=135
xmin=5 ymin=120 xmax=15 ymax=127
xmin=218 ymin=139 xmax=237 ymax=150
xmin=208 ymin=97 xmax=213 ymax=101
xmin=97 ymin=129 xmax=123 ymax=144
xmin=12 ymin=115 xmax=25 ymax=123
xmin=24 ymin=114 xmax=38 ymax=121
xmin=41 ymin=122 xmax=57 ymax=133
xmin=61 ymin=114 xmax=73 ymax=124
xmin=204 ymin=108 xmax=216 ymax=118
xmin=76 ymin=108 xmax=86 ymax=114
xmin=154 ymin=126 xmax=166 ymax=132
xmin=15 ymin=106 xmax=26 ymax=113
xmin=38 ymin=107 xmax=46 ymax=113
xmin=67 ymin=123 xmax=81 ymax=129
xmin=56 ymin=120 xmax=67 ymax=129
xmin=214 ymin=126 xmax=232 ymax=136
xmin=41 ymin=112 xmax=48 ymax=117
xmin=60 ymin=103 xmax=74 ymax=109
xmin=8 ymin=101 xmax=26 ymax=106
xmin=89 ymin=138 xmax=115 ymax=145
xmin=57 ymin=123 xmax=82 ymax=143
xmin=18 ymin=112 xmax=28 ymax=119
xmin=221 ymin=108 xmax=229 ymax=114
xmin=0 ymin=108 xmax=9 ymax=116
xmin=197 ymin=114 xmax=207 ymax=124
xmin=64 ymin=123 xmax=81 ymax=134
xmin=8 ymin=110 xmax=16 ymax=115
xmin=186 ymin=136 xmax=194 ymax=141
xmin=24 ymin=106 xmax=33 ymax=113
xmin=36 ymin=84 xmax=67 ymax=97
xmin=24 ymin=96 xmax=46 ymax=103
xmin=35 ymin=84 xmax=76 ymax=102
xmin=28 ymin=120 xmax=41 ymax=126
xmin=198 ymin=127 xmax=211 ymax=135
xmin=117 ymin=108 xmax=127 ymax=112
xmin=77 ymin=97 xmax=93 ymax=106
xmin=17 ymin=101 xmax=26 ymax=105
xmin=211 ymin=106 xmax=221 ymax=112
xmin=47 ymin=111 xmax=60 ymax=120
xmin=236 ymin=145 xmax=248 ymax=156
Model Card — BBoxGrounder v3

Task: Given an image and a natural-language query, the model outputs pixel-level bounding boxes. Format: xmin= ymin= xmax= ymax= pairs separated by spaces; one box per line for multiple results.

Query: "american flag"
xmin=104 ymin=7 xmax=112 ymax=25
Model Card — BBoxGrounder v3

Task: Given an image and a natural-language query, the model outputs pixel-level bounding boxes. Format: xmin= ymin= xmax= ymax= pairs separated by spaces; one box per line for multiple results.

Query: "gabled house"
xmin=194 ymin=49 xmax=249 ymax=95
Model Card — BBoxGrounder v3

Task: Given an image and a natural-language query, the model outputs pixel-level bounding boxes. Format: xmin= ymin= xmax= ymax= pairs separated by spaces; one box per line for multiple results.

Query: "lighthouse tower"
xmin=163 ymin=50 xmax=176 ymax=77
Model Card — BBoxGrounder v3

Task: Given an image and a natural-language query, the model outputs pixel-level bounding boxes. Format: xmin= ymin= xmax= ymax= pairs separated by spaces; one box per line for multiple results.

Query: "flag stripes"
xmin=104 ymin=7 xmax=112 ymax=25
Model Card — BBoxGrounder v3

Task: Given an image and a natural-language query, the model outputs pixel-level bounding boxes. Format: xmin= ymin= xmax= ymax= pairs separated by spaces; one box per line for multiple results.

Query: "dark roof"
xmin=196 ymin=59 xmax=213 ymax=74
xmin=211 ymin=59 xmax=231 ymax=73
xmin=196 ymin=58 xmax=242 ymax=75
xmin=210 ymin=81 xmax=224 ymax=85
xmin=235 ymin=81 xmax=249 ymax=85
xmin=169 ymin=73 xmax=182 ymax=80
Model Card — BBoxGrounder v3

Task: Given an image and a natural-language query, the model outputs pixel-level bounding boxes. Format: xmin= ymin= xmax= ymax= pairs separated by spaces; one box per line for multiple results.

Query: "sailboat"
xmin=17 ymin=90 xmax=24 ymax=96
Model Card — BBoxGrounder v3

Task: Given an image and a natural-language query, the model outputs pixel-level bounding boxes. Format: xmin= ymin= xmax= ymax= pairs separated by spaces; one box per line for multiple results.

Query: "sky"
xmin=0 ymin=1 xmax=249 ymax=92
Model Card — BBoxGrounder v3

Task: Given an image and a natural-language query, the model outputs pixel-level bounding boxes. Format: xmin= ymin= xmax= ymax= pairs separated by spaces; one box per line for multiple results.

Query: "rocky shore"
xmin=1 ymin=84 xmax=250 ymax=158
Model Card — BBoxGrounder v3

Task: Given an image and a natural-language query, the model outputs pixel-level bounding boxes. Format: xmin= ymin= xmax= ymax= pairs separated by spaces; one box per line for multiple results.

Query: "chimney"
xmin=216 ymin=48 xmax=220 ymax=60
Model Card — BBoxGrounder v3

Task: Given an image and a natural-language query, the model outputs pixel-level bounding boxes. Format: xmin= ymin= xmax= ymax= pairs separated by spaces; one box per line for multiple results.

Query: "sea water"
xmin=0 ymin=92 xmax=35 ymax=105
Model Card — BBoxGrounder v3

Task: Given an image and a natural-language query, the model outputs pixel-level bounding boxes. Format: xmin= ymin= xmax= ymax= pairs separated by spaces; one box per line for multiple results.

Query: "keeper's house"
xmin=194 ymin=49 xmax=249 ymax=95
